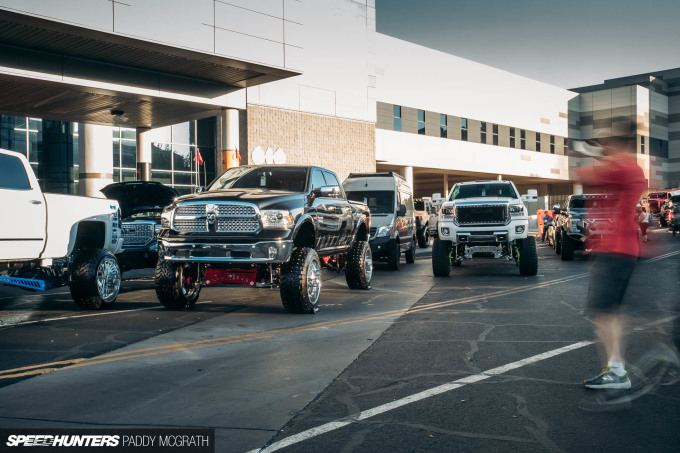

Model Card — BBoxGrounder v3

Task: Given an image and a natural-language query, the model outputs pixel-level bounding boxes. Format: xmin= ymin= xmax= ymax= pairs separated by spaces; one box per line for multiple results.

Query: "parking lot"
xmin=1 ymin=227 xmax=679 ymax=453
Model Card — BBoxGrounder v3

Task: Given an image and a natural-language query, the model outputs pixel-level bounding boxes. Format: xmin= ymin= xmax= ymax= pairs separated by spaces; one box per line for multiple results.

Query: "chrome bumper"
xmin=158 ymin=240 xmax=294 ymax=264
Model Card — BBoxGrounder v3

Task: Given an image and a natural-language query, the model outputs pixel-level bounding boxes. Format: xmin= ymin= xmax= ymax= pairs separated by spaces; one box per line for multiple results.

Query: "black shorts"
xmin=586 ymin=253 xmax=637 ymax=314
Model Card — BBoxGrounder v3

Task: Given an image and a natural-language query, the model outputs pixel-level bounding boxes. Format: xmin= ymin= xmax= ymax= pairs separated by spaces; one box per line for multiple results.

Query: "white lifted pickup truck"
xmin=0 ymin=148 xmax=123 ymax=309
xmin=432 ymin=180 xmax=537 ymax=277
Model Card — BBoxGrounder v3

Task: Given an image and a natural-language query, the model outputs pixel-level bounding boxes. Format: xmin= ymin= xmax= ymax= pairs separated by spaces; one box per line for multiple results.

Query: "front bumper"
xmin=158 ymin=239 xmax=294 ymax=264
xmin=438 ymin=220 xmax=528 ymax=243
xmin=368 ymin=235 xmax=396 ymax=256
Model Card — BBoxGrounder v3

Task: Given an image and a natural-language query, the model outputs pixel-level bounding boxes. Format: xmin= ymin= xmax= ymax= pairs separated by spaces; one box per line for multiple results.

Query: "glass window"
xmin=510 ymin=137 xmax=515 ymax=148
xmin=480 ymin=122 xmax=486 ymax=132
xmin=323 ymin=171 xmax=340 ymax=187
xmin=510 ymin=127 xmax=515 ymax=137
xmin=492 ymin=124 xmax=498 ymax=134
xmin=462 ymin=130 xmax=468 ymax=141
xmin=346 ymin=190 xmax=394 ymax=214
xmin=481 ymin=132 xmax=486 ymax=143
xmin=121 ymin=140 xmax=136 ymax=168
xmin=151 ymin=171 xmax=172 ymax=185
xmin=461 ymin=118 xmax=467 ymax=129
xmin=493 ymin=135 xmax=498 ymax=145
xmin=418 ymin=110 xmax=425 ymax=135
xmin=173 ymin=172 xmax=194 ymax=185
xmin=311 ymin=169 xmax=326 ymax=190
xmin=450 ymin=182 xmax=518 ymax=200
xmin=121 ymin=170 xmax=137 ymax=182
xmin=536 ymin=132 xmax=541 ymax=152
xmin=121 ymin=128 xmax=135 ymax=140
xmin=172 ymin=144 xmax=192 ymax=172
xmin=209 ymin=166 xmax=309 ymax=192
xmin=171 ymin=122 xmax=195 ymax=146
xmin=113 ymin=138 xmax=120 ymax=167
xmin=0 ymin=154 xmax=31 ymax=189
xmin=520 ymin=130 xmax=525 ymax=139
xmin=440 ymin=114 xmax=447 ymax=138
xmin=393 ymin=105 xmax=402 ymax=132
xmin=152 ymin=143 xmax=172 ymax=170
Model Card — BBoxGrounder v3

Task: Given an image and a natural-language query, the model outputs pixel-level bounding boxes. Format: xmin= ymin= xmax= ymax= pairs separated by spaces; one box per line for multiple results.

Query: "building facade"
xmin=0 ymin=0 xmax=674 ymax=204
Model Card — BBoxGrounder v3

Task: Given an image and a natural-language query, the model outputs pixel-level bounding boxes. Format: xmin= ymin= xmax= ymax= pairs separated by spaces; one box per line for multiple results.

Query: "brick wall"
xmin=246 ymin=104 xmax=376 ymax=181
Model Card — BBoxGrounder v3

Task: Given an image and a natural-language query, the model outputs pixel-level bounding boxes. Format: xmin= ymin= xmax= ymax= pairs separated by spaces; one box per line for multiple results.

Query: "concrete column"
xmin=573 ymin=183 xmax=583 ymax=195
xmin=136 ymin=127 xmax=151 ymax=181
xmin=220 ymin=109 xmax=240 ymax=172
xmin=401 ymin=166 xmax=413 ymax=191
xmin=443 ymin=174 xmax=449 ymax=198
xmin=78 ymin=123 xmax=113 ymax=197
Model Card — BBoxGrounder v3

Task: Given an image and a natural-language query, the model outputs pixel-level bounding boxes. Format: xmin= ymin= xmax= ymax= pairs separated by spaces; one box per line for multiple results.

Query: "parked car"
xmin=659 ymin=191 xmax=680 ymax=228
xmin=646 ymin=189 xmax=678 ymax=216
xmin=554 ymin=194 xmax=615 ymax=261
xmin=0 ymin=148 xmax=123 ymax=309
xmin=432 ymin=180 xmax=536 ymax=277
xmin=343 ymin=172 xmax=417 ymax=271
xmin=413 ymin=197 xmax=434 ymax=248
xmin=101 ymin=181 xmax=179 ymax=272
xmin=155 ymin=165 xmax=372 ymax=314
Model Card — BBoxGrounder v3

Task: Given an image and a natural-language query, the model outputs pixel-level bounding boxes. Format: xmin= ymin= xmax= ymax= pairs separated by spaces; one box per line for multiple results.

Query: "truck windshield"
xmin=414 ymin=201 xmax=425 ymax=211
xmin=346 ymin=190 xmax=394 ymax=214
xmin=450 ymin=183 xmax=517 ymax=200
xmin=208 ymin=167 xmax=308 ymax=192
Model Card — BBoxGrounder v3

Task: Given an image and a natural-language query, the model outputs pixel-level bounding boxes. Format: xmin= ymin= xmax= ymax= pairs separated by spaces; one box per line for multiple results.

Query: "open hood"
xmin=101 ymin=182 xmax=179 ymax=219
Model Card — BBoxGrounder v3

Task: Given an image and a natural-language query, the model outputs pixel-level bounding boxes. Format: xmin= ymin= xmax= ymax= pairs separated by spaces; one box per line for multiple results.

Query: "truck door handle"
xmin=29 ymin=200 xmax=42 ymax=205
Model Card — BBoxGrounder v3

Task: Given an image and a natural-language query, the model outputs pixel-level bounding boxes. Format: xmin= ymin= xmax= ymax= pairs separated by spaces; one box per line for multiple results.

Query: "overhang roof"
xmin=0 ymin=9 xmax=300 ymax=127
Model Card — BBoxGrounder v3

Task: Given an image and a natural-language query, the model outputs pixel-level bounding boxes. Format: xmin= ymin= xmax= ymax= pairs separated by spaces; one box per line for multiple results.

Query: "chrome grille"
xmin=217 ymin=218 xmax=259 ymax=233
xmin=173 ymin=202 xmax=260 ymax=233
xmin=121 ymin=222 xmax=155 ymax=246
xmin=176 ymin=205 xmax=205 ymax=216
xmin=456 ymin=205 xmax=508 ymax=225
xmin=173 ymin=218 xmax=207 ymax=232
xmin=218 ymin=205 xmax=256 ymax=216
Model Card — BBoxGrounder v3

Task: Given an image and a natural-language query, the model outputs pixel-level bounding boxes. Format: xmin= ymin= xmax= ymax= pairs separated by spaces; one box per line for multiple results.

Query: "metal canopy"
xmin=0 ymin=10 xmax=300 ymax=128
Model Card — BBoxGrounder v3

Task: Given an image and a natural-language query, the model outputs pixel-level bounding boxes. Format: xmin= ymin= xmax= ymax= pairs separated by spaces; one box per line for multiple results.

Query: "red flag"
xmin=194 ymin=149 xmax=204 ymax=165
xmin=234 ymin=147 xmax=241 ymax=163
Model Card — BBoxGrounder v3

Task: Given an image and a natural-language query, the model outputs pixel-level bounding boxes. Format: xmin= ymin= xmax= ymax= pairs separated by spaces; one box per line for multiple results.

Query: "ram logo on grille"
xmin=206 ymin=204 xmax=218 ymax=225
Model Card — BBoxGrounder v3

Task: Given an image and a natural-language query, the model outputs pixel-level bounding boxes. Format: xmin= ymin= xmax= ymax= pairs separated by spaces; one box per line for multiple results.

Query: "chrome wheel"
xmin=96 ymin=255 xmax=121 ymax=303
xmin=306 ymin=259 xmax=322 ymax=304
xmin=363 ymin=246 xmax=373 ymax=282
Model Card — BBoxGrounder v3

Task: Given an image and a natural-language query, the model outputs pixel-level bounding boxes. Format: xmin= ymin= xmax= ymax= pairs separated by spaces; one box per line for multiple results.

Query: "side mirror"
xmin=397 ymin=204 xmax=407 ymax=217
xmin=314 ymin=185 xmax=341 ymax=197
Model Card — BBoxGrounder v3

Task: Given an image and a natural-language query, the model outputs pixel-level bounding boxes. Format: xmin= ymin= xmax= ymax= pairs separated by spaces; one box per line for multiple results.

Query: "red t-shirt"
xmin=576 ymin=154 xmax=646 ymax=257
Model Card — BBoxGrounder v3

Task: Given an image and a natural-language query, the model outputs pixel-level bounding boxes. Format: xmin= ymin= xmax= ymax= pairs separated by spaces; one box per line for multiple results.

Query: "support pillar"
xmin=220 ymin=109 xmax=240 ymax=172
xmin=573 ymin=183 xmax=583 ymax=195
xmin=78 ymin=123 xmax=113 ymax=197
xmin=401 ymin=166 xmax=413 ymax=192
xmin=443 ymin=174 xmax=449 ymax=198
xmin=136 ymin=127 xmax=151 ymax=181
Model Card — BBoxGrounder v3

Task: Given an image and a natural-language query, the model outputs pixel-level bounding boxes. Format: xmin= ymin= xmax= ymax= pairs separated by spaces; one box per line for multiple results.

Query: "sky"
xmin=375 ymin=0 xmax=680 ymax=89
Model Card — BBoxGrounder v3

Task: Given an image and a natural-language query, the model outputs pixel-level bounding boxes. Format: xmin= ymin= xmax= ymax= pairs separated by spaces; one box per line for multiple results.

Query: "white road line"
xmin=249 ymin=341 xmax=593 ymax=453
xmin=1 ymin=306 xmax=163 ymax=328
xmin=646 ymin=249 xmax=680 ymax=262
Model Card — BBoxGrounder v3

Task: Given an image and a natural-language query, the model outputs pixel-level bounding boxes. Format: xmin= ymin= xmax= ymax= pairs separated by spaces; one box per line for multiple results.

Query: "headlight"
xmin=154 ymin=223 xmax=162 ymax=234
xmin=160 ymin=207 xmax=174 ymax=230
xmin=375 ymin=225 xmax=392 ymax=237
xmin=442 ymin=207 xmax=454 ymax=217
xmin=261 ymin=210 xmax=294 ymax=229
xmin=510 ymin=204 xmax=526 ymax=216
xmin=569 ymin=218 xmax=582 ymax=232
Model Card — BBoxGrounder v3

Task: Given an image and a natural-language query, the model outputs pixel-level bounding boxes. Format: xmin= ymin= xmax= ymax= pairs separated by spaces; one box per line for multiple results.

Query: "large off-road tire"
xmin=517 ymin=236 xmax=538 ymax=276
xmin=405 ymin=239 xmax=416 ymax=264
xmin=155 ymin=259 xmax=201 ymax=309
xmin=280 ymin=247 xmax=321 ymax=314
xmin=554 ymin=229 xmax=562 ymax=254
xmin=417 ymin=227 xmax=430 ymax=248
xmin=345 ymin=241 xmax=372 ymax=290
xmin=560 ymin=234 xmax=575 ymax=261
xmin=387 ymin=241 xmax=400 ymax=271
xmin=70 ymin=248 xmax=121 ymax=310
xmin=432 ymin=238 xmax=452 ymax=277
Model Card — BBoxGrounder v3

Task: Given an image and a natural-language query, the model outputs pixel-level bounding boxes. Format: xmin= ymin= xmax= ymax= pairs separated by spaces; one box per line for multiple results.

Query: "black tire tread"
xmin=280 ymin=247 xmax=319 ymax=314
xmin=518 ymin=236 xmax=538 ymax=276
xmin=155 ymin=259 xmax=200 ymax=310
xmin=345 ymin=241 xmax=372 ymax=290
xmin=387 ymin=242 xmax=400 ymax=271
xmin=69 ymin=248 xmax=119 ymax=310
xmin=405 ymin=239 xmax=416 ymax=264
xmin=560 ymin=233 xmax=575 ymax=261
xmin=432 ymin=238 xmax=452 ymax=277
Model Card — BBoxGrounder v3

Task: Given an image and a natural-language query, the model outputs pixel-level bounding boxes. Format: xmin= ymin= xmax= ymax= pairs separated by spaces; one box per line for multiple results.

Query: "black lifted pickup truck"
xmin=155 ymin=165 xmax=372 ymax=314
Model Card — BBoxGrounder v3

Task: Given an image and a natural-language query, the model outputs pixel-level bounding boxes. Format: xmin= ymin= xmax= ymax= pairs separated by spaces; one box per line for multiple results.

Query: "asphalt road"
xmin=1 ymin=227 xmax=679 ymax=453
